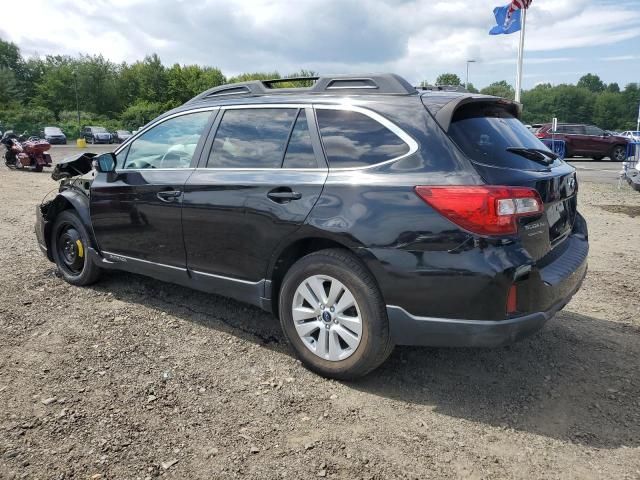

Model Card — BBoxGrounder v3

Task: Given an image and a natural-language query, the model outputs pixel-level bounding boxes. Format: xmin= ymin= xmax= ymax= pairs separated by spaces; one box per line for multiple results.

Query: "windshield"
xmin=44 ymin=127 xmax=62 ymax=135
xmin=448 ymin=103 xmax=562 ymax=171
xmin=93 ymin=127 xmax=108 ymax=133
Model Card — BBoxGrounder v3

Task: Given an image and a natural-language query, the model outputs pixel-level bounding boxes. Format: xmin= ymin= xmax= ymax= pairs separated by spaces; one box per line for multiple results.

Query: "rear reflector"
xmin=414 ymin=186 xmax=543 ymax=236
xmin=506 ymin=285 xmax=518 ymax=314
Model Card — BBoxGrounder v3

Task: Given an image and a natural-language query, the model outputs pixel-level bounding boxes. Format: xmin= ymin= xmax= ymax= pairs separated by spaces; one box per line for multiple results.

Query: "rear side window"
xmin=448 ymin=103 xmax=562 ymax=171
xmin=316 ymin=109 xmax=410 ymax=168
xmin=585 ymin=125 xmax=603 ymax=136
xmin=208 ymin=108 xmax=297 ymax=168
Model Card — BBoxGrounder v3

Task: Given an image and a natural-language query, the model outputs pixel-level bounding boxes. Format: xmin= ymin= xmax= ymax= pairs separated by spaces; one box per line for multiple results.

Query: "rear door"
xmin=182 ymin=105 xmax=327 ymax=296
xmin=447 ymin=102 xmax=578 ymax=260
xmin=562 ymin=125 xmax=587 ymax=155
xmin=583 ymin=125 xmax=608 ymax=155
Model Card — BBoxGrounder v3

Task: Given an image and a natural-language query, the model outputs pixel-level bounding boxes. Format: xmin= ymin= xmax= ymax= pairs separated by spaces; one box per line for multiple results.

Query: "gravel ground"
xmin=1 ymin=147 xmax=640 ymax=479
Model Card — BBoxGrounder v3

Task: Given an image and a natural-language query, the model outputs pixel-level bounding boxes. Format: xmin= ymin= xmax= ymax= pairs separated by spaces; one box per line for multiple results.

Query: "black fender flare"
xmin=42 ymin=189 xmax=98 ymax=258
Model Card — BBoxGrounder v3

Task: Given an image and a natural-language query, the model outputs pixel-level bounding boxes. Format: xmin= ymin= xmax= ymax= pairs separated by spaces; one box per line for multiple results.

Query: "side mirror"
xmin=603 ymin=132 xmax=611 ymax=137
xmin=95 ymin=152 xmax=117 ymax=173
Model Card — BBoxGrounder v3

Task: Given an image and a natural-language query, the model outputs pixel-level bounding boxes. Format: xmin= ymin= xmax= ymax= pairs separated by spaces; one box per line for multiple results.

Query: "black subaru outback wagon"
xmin=36 ymin=74 xmax=588 ymax=379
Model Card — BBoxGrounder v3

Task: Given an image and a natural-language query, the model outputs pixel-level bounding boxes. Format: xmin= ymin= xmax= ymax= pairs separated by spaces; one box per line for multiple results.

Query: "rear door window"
xmin=316 ymin=109 xmax=410 ymax=168
xmin=585 ymin=125 xmax=604 ymax=136
xmin=448 ymin=103 xmax=562 ymax=171
xmin=282 ymin=110 xmax=317 ymax=169
xmin=207 ymin=108 xmax=297 ymax=168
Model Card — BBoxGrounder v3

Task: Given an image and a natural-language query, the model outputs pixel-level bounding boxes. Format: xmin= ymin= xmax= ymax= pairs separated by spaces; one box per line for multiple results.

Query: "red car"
xmin=536 ymin=123 xmax=629 ymax=161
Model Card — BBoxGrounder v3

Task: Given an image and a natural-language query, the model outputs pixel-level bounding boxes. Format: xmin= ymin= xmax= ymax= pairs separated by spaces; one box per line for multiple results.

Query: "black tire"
xmin=278 ymin=248 xmax=394 ymax=380
xmin=592 ymin=156 xmax=603 ymax=161
xmin=51 ymin=210 xmax=102 ymax=286
xmin=610 ymin=145 xmax=626 ymax=162
xmin=33 ymin=164 xmax=43 ymax=172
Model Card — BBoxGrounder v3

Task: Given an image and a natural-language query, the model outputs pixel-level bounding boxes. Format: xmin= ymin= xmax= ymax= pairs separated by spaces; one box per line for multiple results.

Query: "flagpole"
xmin=515 ymin=8 xmax=526 ymax=103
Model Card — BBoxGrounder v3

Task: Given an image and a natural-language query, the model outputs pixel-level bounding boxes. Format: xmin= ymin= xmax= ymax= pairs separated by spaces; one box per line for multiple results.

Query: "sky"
xmin=2 ymin=0 xmax=640 ymax=89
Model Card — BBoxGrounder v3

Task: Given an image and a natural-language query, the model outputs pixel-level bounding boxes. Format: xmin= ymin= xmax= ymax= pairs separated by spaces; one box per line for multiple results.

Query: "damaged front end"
xmin=37 ymin=152 xmax=100 ymax=260
xmin=50 ymin=152 xmax=98 ymax=196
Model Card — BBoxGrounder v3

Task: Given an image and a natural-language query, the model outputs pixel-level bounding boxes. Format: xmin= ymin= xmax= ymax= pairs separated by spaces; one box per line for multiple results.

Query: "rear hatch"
xmin=439 ymin=100 xmax=578 ymax=260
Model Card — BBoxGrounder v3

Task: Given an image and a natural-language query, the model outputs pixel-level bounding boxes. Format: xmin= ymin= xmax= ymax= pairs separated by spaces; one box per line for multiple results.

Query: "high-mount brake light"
xmin=414 ymin=186 xmax=544 ymax=236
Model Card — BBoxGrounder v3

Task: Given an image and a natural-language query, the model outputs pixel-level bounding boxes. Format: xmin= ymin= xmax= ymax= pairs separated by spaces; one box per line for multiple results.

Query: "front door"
xmin=182 ymin=106 xmax=327 ymax=303
xmin=90 ymin=109 xmax=215 ymax=278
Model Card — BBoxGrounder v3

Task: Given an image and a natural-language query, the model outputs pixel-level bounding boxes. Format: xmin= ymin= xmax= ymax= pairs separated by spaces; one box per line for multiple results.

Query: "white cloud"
xmin=1 ymin=0 xmax=639 ymax=88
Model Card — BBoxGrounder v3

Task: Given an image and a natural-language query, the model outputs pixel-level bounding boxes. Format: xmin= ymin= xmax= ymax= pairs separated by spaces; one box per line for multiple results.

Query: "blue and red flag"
xmin=489 ymin=0 xmax=532 ymax=35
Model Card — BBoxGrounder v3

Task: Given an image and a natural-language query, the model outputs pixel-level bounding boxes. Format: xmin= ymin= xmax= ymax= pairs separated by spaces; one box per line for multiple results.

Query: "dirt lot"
xmin=1 ymin=146 xmax=640 ymax=479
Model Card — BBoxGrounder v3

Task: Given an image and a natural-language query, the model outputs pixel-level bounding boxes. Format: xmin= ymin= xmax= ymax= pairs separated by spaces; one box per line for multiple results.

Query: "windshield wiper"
xmin=506 ymin=147 xmax=558 ymax=165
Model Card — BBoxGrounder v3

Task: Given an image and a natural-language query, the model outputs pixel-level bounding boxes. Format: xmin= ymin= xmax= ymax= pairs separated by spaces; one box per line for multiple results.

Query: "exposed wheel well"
xmin=269 ymin=238 xmax=362 ymax=318
xmin=41 ymin=196 xmax=74 ymax=260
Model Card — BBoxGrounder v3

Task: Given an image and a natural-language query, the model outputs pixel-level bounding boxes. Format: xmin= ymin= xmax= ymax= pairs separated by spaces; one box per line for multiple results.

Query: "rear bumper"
xmin=387 ymin=239 xmax=588 ymax=348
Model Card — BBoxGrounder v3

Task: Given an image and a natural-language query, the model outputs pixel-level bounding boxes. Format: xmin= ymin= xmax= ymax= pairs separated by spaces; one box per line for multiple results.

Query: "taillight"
xmin=414 ymin=186 xmax=544 ymax=236
xmin=535 ymin=132 xmax=545 ymax=138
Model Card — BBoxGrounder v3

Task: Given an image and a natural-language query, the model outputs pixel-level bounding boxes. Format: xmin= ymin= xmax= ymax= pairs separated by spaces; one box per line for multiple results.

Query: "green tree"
xmin=577 ymin=73 xmax=605 ymax=93
xmin=480 ymin=80 xmax=515 ymax=100
xmin=32 ymin=55 xmax=77 ymax=118
xmin=167 ymin=64 xmax=225 ymax=104
xmin=466 ymin=82 xmax=479 ymax=93
xmin=606 ymin=82 xmax=620 ymax=93
xmin=0 ymin=39 xmax=21 ymax=72
xmin=435 ymin=73 xmax=462 ymax=86
xmin=593 ymin=92 xmax=627 ymax=130
xmin=120 ymin=100 xmax=165 ymax=130
xmin=0 ymin=67 xmax=21 ymax=105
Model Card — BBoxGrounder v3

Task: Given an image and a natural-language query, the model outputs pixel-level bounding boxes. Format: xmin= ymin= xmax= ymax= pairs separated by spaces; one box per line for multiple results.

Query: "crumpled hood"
xmin=51 ymin=152 xmax=97 ymax=180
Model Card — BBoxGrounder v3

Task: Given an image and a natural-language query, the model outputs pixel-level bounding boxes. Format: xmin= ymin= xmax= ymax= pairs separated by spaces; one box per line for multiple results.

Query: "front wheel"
xmin=278 ymin=249 xmax=394 ymax=380
xmin=51 ymin=210 xmax=102 ymax=286
xmin=610 ymin=145 xmax=626 ymax=162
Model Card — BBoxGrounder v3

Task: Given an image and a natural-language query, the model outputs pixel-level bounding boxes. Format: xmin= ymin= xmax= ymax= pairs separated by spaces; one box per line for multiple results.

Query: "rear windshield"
xmin=44 ymin=127 xmax=62 ymax=135
xmin=448 ymin=104 xmax=561 ymax=171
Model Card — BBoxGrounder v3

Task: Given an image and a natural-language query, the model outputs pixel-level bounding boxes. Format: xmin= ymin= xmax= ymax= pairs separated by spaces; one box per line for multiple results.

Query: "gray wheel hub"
xmin=291 ymin=274 xmax=363 ymax=361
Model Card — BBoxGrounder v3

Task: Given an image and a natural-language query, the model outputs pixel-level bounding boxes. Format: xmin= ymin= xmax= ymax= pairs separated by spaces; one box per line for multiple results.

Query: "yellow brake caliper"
xmin=75 ymin=239 xmax=84 ymax=258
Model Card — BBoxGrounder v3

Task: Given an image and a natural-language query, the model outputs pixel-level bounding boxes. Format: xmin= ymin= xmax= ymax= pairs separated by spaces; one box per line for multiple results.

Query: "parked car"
xmin=82 ymin=126 xmax=112 ymax=144
xmin=41 ymin=126 xmax=67 ymax=145
xmin=112 ymin=130 xmax=133 ymax=143
xmin=36 ymin=74 xmax=588 ymax=379
xmin=535 ymin=123 xmax=630 ymax=161
xmin=620 ymin=131 xmax=640 ymax=142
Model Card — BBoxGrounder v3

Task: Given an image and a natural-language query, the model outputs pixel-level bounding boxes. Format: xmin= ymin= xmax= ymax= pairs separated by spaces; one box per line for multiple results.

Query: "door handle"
xmin=267 ymin=188 xmax=302 ymax=203
xmin=157 ymin=190 xmax=182 ymax=202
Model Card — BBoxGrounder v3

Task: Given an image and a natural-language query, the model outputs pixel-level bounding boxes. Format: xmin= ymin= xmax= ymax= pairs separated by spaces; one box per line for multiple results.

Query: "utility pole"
xmin=466 ymin=60 xmax=476 ymax=90
xmin=73 ymin=71 xmax=81 ymax=137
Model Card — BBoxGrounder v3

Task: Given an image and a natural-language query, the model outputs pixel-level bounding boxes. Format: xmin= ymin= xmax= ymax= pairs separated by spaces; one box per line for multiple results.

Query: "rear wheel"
xmin=592 ymin=156 xmax=604 ymax=161
xmin=610 ymin=145 xmax=626 ymax=162
xmin=278 ymin=249 xmax=393 ymax=380
xmin=51 ymin=210 xmax=102 ymax=286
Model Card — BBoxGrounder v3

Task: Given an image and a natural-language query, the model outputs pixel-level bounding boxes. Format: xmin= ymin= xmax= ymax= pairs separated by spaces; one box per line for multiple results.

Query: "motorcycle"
xmin=1 ymin=131 xmax=52 ymax=172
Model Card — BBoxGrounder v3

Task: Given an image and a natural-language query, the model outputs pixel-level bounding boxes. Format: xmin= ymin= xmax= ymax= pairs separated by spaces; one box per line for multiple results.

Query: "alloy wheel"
xmin=612 ymin=146 xmax=626 ymax=162
xmin=291 ymin=275 xmax=363 ymax=361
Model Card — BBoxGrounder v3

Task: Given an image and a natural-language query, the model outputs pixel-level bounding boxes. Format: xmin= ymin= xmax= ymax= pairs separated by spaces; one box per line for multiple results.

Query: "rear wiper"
xmin=506 ymin=147 xmax=558 ymax=165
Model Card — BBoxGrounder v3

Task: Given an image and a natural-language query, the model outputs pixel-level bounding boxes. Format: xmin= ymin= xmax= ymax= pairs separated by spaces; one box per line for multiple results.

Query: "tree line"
xmin=1 ymin=37 xmax=639 ymax=138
